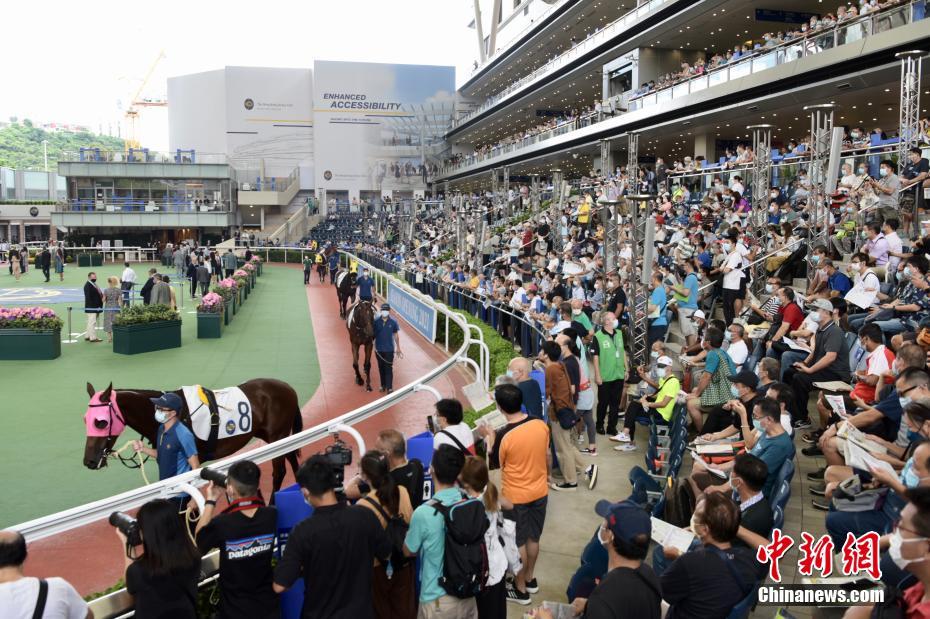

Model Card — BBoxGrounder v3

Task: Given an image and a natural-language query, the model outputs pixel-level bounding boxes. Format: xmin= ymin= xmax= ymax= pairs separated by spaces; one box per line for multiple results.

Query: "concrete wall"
xmin=635 ymin=47 xmax=706 ymax=85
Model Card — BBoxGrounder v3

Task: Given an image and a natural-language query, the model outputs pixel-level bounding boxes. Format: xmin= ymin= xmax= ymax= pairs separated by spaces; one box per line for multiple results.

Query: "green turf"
xmin=0 ymin=262 xmax=320 ymax=526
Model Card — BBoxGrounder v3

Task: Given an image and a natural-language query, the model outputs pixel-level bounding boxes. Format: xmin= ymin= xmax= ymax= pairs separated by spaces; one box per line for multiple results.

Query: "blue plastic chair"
xmin=771 ymin=479 xmax=791 ymax=512
xmin=726 ymin=584 xmax=760 ymax=619
xmin=776 ymin=459 xmax=795 ymax=487
xmin=772 ymin=504 xmax=784 ymax=530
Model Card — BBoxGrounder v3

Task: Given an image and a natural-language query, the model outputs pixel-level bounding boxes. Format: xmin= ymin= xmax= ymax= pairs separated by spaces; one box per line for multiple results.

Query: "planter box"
xmin=0 ymin=329 xmax=61 ymax=360
xmin=250 ymin=273 xmax=257 ymax=287
xmin=113 ymin=320 xmax=182 ymax=355
xmin=232 ymin=294 xmax=238 ymax=314
xmin=197 ymin=312 xmax=223 ymax=338
xmin=256 ymin=263 xmax=263 ymax=276
xmin=223 ymin=302 xmax=230 ymax=325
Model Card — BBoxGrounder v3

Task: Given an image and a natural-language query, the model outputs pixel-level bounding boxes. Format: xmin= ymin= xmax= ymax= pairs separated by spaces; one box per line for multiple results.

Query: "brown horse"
xmin=347 ymin=300 xmax=375 ymax=391
xmin=82 ymin=378 xmax=303 ymax=494
xmin=336 ymin=269 xmax=358 ymax=319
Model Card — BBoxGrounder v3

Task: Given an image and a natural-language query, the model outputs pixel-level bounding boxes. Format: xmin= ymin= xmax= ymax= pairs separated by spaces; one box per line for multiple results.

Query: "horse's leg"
xmin=271 ymin=456 xmax=286 ymax=499
xmin=285 ymin=450 xmax=301 ymax=479
xmin=352 ymin=343 xmax=364 ymax=386
xmin=364 ymin=342 xmax=373 ymax=391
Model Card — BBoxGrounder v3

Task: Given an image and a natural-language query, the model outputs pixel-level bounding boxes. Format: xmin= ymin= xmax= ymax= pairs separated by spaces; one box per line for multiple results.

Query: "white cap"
xmin=656 ymin=355 xmax=674 ymax=367
xmin=693 ymin=309 xmax=706 ymax=320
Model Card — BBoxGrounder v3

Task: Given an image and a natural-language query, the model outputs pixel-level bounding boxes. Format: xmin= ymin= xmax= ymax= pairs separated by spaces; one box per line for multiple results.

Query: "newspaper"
xmin=813 ymin=381 xmax=854 ymax=392
xmin=824 ymin=394 xmax=848 ymax=419
xmin=695 ymin=443 xmax=738 ymax=456
xmin=845 ymin=284 xmax=877 ymax=311
xmin=782 ymin=336 xmax=812 ymax=353
xmin=837 ymin=421 xmax=888 ymax=455
xmin=842 ymin=440 xmax=897 ymax=478
xmin=651 ymin=517 xmax=696 ymax=555
xmin=691 ymin=453 xmax=729 ymax=478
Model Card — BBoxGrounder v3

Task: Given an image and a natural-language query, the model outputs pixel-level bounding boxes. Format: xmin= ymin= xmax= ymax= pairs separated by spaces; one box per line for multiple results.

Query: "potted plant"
xmin=196 ymin=292 xmax=224 ymax=339
xmin=112 ymin=304 xmax=182 ymax=355
xmin=76 ymin=252 xmax=103 ymax=267
xmin=213 ymin=279 xmax=238 ymax=323
xmin=0 ymin=306 xmax=63 ymax=360
xmin=234 ymin=269 xmax=250 ymax=299
xmin=250 ymin=255 xmax=263 ymax=276
xmin=243 ymin=261 xmax=257 ymax=287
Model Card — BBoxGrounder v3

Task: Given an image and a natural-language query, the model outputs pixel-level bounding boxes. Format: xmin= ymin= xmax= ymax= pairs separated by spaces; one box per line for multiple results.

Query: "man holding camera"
xmin=132 ymin=393 xmax=200 ymax=482
xmin=195 ymin=460 xmax=278 ymax=619
xmin=274 ymin=455 xmax=391 ymax=618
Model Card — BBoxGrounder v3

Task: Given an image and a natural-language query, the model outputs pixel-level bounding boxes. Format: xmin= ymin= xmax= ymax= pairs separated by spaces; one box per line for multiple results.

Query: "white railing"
xmin=10 ymin=256 xmax=474 ymax=543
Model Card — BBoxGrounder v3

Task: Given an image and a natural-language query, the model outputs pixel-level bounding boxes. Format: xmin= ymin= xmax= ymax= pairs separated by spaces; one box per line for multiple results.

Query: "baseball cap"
xmin=727 ymin=370 xmax=759 ymax=389
xmin=150 ymin=392 xmax=183 ymax=412
xmin=693 ymin=309 xmax=706 ymax=320
xmin=380 ymin=303 xmax=391 ymax=311
xmin=656 ymin=355 xmax=673 ymax=367
xmin=808 ymin=298 xmax=834 ymax=312
xmin=594 ymin=500 xmax=652 ymax=545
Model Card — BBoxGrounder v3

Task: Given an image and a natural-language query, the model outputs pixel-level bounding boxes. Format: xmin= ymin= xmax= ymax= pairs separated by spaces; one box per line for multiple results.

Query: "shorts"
xmin=505 ymin=496 xmax=548 ymax=547
xmin=678 ymin=307 xmax=697 ymax=337
xmin=737 ymin=274 xmax=748 ymax=298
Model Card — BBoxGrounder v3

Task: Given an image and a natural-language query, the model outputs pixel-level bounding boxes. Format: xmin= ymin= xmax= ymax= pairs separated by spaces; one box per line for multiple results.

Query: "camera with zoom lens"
xmin=109 ymin=511 xmax=142 ymax=547
xmin=200 ymin=467 xmax=228 ymax=488
xmin=319 ymin=439 xmax=353 ymax=488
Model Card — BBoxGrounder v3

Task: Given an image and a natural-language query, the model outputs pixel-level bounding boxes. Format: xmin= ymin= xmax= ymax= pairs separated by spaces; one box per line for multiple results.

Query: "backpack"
xmin=430 ymin=492 xmax=490 ymax=598
xmin=662 ymin=477 xmax=696 ymax=528
xmin=361 ymin=496 xmax=412 ymax=570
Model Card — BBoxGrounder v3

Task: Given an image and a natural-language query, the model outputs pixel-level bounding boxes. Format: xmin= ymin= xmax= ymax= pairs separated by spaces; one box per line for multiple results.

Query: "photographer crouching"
xmin=112 ymin=500 xmax=202 ymax=619
xmin=195 ymin=460 xmax=279 ymax=619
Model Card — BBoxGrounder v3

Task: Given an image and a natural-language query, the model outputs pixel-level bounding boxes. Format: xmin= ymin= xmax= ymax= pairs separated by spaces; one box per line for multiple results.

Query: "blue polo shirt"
xmin=357 ymin=275 xmax=374 ymax=299
xmin=650 ymin=286 xmax=668 ymax=326
xmin=828 ymin=271 xmax=853 ymax=295
xmin=404 ymin=488 xmax=467 ymax=603
xmin=328 ymin=254 xmax=339 ymax=269
xmin=678 ymin=272 xmax=699 ymax=309
xmin=750 ymin=431 xmax=795 ymax=499
xmin=373 ymin=316 xmax=399 ymax=352
xmin=156 ymin=422 xmax=198 ymax=481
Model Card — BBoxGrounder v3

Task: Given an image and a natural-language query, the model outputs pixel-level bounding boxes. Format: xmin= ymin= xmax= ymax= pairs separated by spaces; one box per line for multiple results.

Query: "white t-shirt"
xmin=0 ymin=576 xmax=88 ymax=619
xmin=120 ymin=267 xmax=137 ymax=283
xmin=727 ymin=339 xmax=749 ymax=370
xmin=509 ymin=237 xmax=521 ymax=257
xmin=433 ymin=423 xmax=475 ymax=453
xmin=722 ymin=251 xmax=744 ymax=290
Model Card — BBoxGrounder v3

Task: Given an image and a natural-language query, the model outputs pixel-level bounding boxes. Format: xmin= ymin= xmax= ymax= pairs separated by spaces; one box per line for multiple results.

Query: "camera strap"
xmin=223 ymin=496 xmax=265 ymax=514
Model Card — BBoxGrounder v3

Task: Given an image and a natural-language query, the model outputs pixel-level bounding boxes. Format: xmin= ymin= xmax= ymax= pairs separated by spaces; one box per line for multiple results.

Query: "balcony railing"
xmin=441 ymin=0 xmax=926 ymax=177
xmin=61 ymin=149 xmax=228 ymax=165
xmin=56 ymin=199 xmax=232 ymax=213
xmin=628 ymin=1 xmax=924 ymax=111
xmin=237 ymin=167 xmax=299 ymax=192
xmin=452 ymin=0 xmax=674 ymax=130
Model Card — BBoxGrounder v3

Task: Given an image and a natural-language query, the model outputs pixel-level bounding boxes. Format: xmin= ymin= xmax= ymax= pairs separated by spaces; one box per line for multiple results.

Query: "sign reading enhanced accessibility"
xmin=387 ymin=281 xmax=436 ymax=342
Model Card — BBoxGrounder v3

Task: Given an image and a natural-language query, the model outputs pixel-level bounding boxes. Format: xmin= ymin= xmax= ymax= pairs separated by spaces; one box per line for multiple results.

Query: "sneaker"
xmin=809 ymin=484 xmax=827 ymax=497
xmin=525 ymin=579 xmax=539 ymax=594
xmin=801 ymin=445 xmax=824 ymax=457
xmin=806 ymin=468 xmax=826 ymax=481
xmin=614 ymin=444 xmax=638 ymax=452
xmin=801 ymin=431 xmax=822 ymax=445
xmin=585 ymin=464 xmax=599 ymax=490
xmin=506 ymin=585 xmax=531 ymax=605
xmin=579 ymin=447 xmax=598 ymax=456
xmin=550 ymin=481 xmax=578 ymax=492
xmin=609 ymin=432 xmax=631 ymax=443
xmin=793 ymin=418 xmax=813 ymax=430
xmin=811 ymin=498 xmax=831 ymax=511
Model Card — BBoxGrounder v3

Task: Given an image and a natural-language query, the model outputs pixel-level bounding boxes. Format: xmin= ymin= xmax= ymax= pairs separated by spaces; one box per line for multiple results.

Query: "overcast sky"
xmin=2 ymin=0 xmax=476 ymax=149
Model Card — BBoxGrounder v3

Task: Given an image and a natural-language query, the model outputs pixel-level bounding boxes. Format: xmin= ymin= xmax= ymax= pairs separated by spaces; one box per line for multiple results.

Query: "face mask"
xmin=771 ymin=192 xmax=778 ymax=198
xmin=725 ymin=330 xmax=733 ymax=342
xmin=811 ymin=255 xmax=820 ymax=265
xmin=154 ymin=410 xmax=170 ymax=424
xmin=597 ymin=525 xmax=611 ymax=546
xmin=903 ymin=460 xmax=930 ymax=489
xmin=859 ymin=167 xmax=867 ymax=174
xmin=901 ymin=395 xmax=913 ymax=410
xmin=651 ymin=351 xmax=660 ymax=360
xmin=851 ymin=132 xmax=861 ymax=139
xmin=889 ymin=529 xmax=929 ymax=570
xmin=850 ymin=262 xmax=861 ymax=271
xmin=730 ymin=384 xmax=740 ymax=397
xmin=506 ymin=370 xmax=515 ymax=379
xmin=722 ymin=242 xmax=732 ymax=253
xmin=91 ymin=278 xmax=97 ymax=283
xmin=572 ymin=308 xmax=582 ymax=316
xmin=809 ymin=313 xmax=822 ymax=324
xmin=880 ymin=168 xmax=889 ymax=177
xmin=656 ymin=367 xmax=667 ymax=378
xmin=612 ymin=319 xmax=620 ymax=329
xmin=380 ymin=310 xmax=389 ymax=318
xmin=904 ymin=267 xmax=913 ymax=279
xmin=752 ymin=418 xmax=764 ymax=432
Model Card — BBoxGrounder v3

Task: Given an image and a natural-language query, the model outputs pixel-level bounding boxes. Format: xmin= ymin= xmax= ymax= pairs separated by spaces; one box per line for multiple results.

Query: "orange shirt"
xmin=490 ymin=416 xmax=550 ymax=505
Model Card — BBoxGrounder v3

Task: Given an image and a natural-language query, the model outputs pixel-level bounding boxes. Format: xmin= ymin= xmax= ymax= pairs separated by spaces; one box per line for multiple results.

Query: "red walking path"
xmin=23 ymin=267 xmax=470 ymax=596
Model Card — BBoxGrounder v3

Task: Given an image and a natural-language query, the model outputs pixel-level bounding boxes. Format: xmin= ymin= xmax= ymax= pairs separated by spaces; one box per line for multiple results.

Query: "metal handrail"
xmin=10 ymin=260 xmax=472 ymax=543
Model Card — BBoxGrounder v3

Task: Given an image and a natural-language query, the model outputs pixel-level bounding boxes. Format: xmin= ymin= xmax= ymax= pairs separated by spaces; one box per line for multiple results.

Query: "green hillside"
xmin=0 ymin=120 xmax=125 ymax=170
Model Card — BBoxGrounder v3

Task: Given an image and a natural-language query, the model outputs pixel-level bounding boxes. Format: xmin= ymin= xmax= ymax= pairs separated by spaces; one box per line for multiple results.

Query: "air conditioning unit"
xmin=242 ymin=183 xmax=252 ymax=191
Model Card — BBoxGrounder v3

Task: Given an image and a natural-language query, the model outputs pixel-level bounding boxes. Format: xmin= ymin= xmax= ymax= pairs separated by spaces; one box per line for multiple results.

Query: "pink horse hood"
xmin=83 ymin=392 xmax=127 ymax=438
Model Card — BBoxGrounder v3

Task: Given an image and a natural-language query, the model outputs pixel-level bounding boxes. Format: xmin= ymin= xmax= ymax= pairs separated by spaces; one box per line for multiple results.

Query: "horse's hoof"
xmin=366 ymin=386 xmax=373 ymax=392
xmin=356 ymin=378 xmax=364 ymax=386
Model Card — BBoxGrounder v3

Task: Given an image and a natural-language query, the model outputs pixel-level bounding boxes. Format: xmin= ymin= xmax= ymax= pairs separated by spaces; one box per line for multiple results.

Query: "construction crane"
xmin=123 ymin=50 xmax=167 ymax=150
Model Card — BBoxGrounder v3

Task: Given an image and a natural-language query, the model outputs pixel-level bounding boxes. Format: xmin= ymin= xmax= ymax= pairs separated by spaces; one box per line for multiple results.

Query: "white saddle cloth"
xmin=182 ymin=385 xmax=252 ymax=440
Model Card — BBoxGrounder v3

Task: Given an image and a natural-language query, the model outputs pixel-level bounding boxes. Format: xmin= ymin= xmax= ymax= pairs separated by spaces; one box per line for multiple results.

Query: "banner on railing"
xmin=388 ymin=281 xmax=437 ymax=342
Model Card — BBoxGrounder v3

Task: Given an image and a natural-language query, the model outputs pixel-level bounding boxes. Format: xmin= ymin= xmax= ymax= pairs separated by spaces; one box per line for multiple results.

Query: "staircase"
xmin=259 ymin=191 xmax=315 ymax=242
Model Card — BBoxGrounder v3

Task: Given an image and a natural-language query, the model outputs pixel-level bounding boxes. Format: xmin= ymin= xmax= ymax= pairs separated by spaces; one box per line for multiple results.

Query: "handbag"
xmin=700 ymin=349 xmax=734 ymax=408
xmin=556 ymin=407 xmax=580 ymax=430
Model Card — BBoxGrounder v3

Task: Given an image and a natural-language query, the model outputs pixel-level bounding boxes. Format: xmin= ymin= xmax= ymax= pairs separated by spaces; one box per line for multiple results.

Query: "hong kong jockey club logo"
xmin=225 ymin=420 xmax=236 ymax=435
xmin=323 ymin=170 xmax=333 ymax=181
xmin=244 ymin=98 xmax=254 ymax=110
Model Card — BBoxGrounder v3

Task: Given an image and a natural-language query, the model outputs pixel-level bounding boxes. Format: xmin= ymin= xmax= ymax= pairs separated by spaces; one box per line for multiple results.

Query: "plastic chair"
xmin=772 ymin=504 xmax=784 ymax=530
xmin=776 ymin=459 xmax=795 ymax=487
xmin=771 ymin=479 xmax=791 ymax=512
xmin=726 ymin=584 xmax=760 ymax=619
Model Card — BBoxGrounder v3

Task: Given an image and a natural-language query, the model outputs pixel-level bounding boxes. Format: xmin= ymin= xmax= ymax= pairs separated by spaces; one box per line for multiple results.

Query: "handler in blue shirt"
xmin=327 ymin=251 xmax=339 ymax=284
xmin=132 ymin=392 xmax=200 ymax=481
xmin=357 ymin=268 xmax=375 ymax=302
xmin=373 ymin=303 xmax=402 ymax=393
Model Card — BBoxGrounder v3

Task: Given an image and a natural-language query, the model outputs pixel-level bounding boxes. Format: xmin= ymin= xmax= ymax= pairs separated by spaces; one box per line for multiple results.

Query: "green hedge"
xmin=113 ymin=304 xmax=180 ymax=326
xmin=259 ymin=249 xmax=307 ymax=264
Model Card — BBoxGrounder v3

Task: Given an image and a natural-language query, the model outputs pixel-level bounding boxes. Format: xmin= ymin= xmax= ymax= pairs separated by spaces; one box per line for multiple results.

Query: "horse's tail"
xmin=292 ymin=407 xmax=303 ymax=436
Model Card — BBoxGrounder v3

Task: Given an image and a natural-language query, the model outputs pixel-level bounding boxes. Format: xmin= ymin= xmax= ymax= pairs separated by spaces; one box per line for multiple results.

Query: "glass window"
xmin=2 ymin=168 xmax=14 ymax=199
xmin=23 ymin=171 xmax=50 ymax=200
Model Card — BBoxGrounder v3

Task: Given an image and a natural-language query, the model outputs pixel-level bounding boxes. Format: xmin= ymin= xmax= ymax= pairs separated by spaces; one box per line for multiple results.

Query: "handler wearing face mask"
xmin=374 ymin=303 xmax=402 ymax=393
xmin=132 ymin=392 xmax=200 ymax=481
